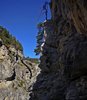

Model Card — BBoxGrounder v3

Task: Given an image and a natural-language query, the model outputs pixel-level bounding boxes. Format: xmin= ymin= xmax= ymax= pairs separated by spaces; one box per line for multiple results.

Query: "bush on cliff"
xmin=0 ymin=26 xmax=23 ymax=51
xmin=34 ymin=22 xmax=44 ymax=55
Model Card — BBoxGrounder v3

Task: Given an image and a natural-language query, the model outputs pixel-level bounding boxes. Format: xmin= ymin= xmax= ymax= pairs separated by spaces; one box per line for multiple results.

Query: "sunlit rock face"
xmin=0 ymin=38 xmax=40 ymax=100
xmin=30 ymin=0 xmax=87 ymax=100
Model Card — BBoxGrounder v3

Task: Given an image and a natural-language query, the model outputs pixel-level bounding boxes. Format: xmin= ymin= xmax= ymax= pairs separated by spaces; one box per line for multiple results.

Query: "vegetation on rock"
xmin=0 ymin=26 xmax=23 ymax=51
xmin=26 ymin=57 xmax=39 ymax=64
xmin=30 ymin=0 xmax=87 ymax=100
xmin=34 ymin=22 xmax=44 ymax=55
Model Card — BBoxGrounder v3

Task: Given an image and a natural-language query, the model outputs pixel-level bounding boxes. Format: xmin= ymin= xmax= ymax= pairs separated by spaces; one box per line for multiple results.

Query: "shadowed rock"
xmin=30 ymin=0 xmax=87 ymax=100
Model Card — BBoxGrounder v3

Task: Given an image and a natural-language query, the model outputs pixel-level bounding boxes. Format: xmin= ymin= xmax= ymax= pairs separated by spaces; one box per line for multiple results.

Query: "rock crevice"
xmin=0 ymin=34 xmax=40 ymax=99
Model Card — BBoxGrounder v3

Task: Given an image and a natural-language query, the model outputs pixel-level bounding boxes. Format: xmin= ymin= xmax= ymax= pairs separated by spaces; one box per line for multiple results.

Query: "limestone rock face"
xmin=30 ymin=0 xmax=87 ymax=100
xmin=0 ymin=45 xmax=8 ymax=60
xmin=0 ymin=39 xmax=40 ymax=100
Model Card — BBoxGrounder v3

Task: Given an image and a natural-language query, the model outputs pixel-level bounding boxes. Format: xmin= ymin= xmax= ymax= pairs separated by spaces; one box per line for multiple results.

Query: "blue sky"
xmin=0 ymin=0 xmax=51 ymax=58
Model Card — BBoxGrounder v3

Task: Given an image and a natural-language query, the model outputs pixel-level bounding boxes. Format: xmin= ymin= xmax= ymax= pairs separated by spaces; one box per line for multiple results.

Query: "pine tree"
xmin=34 ymin=22 xmax=44 ymax=55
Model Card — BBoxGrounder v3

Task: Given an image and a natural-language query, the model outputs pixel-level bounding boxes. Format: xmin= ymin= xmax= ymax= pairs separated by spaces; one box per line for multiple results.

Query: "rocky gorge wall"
xmin=30 ymin=0 xmax=87 ymax=100
xmin=0 ymin=38 xmax=40 ymax=100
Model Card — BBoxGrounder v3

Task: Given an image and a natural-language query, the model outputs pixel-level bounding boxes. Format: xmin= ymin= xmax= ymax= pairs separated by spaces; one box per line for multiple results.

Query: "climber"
xmin=43 ymin=2 xmax=49 ymax=20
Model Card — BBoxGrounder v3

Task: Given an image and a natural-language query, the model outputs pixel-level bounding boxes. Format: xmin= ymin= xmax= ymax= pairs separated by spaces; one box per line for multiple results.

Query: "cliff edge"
xmin=30 ymin=0 xmax=87 ymax=100
xmin=0 ymin=26 xmax=40 ymax=100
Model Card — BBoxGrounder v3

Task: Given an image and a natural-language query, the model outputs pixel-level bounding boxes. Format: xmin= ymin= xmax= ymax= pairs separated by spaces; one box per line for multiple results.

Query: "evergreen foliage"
xmin=26 ymin=57 xmax=39 ymax=64
xmin=34 ymin=22 xmax=44 ymax=55
xmin=0 ymin=26 xmax=23 ymax=51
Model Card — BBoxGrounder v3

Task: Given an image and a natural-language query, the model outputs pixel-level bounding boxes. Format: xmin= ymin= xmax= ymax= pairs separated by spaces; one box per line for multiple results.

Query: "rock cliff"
xmin=30 ymin=0 xmax=87 ymax=100
xmin=0 ymin=28 xmax=40 ymax=100
xmin=1 ymin=0 xmax=87 ymax=99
